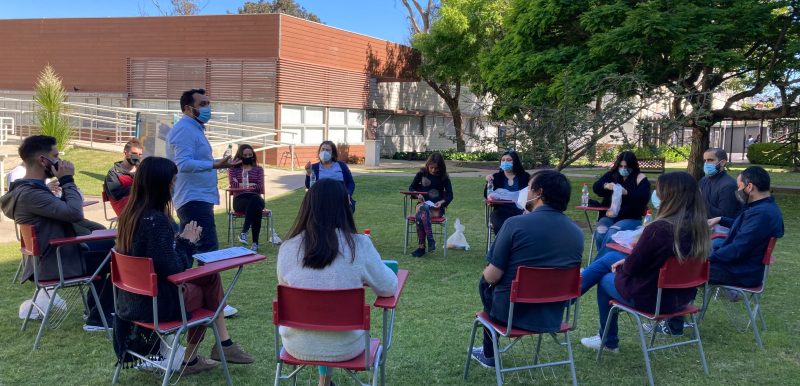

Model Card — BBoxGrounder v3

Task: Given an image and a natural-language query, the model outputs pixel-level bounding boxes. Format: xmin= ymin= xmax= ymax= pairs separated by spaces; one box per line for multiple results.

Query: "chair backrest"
xmin=658 ymin=256 xmax=710 ymax=289
xmin=273 ymin=285 xmax=370 ymax=331
xmin=110 ymin=249 xmax=158 ymax=297
xmin=763 ymin=237 xmax=777 ymax=266
xmin=510 ymin=265 xmax=582 ymax=303
xmin=18 ymin=224 xmax=38 ymax=256
xmin=102 ymin=190 xmax=110 ymax=203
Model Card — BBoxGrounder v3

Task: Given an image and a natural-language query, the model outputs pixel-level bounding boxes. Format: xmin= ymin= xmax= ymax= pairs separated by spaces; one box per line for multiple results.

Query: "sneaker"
xmin=181 ymin=355 xmax=219 ymax=375
xmin=83 ymin=314 xmax=112 ymax=332
xmin=250 ymin=243 xmax=259 ymax=253
xmin=427 ymin=238 xmax=437 ymax=253
xmin=470 ymin=347 xmax=495 ymax=368
xmin=724 ymin=289 xmax=742 ymax=302
xmin=238 ymin=232 xmax=248 ymax=245
xmin=210 ymin=341 xmax=254 ymax=364
xmin=580 ymin=335 xmax=618 ymax=354
xmin=223 ymin=305 xmax=238 ymax=317
xmin=643 ymin=321 xmax=684 ymax=337
xmin=410 ymin=248 xmax=426 ymax=258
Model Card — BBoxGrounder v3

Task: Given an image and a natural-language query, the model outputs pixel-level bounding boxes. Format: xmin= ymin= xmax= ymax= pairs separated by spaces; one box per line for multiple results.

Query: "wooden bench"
xmin=638 ymin=157 xmax=666 ymax=174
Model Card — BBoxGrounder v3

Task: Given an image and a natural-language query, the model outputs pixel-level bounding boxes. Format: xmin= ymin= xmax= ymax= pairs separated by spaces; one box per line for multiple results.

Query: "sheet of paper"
xmin=425 ymin=200 xmax=436 ymax=207
xmin=194 ymin=247 xmax=253 ymax=264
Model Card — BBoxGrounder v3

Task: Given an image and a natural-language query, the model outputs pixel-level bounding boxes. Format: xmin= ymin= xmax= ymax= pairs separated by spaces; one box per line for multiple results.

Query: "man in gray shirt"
xmin=699 ymin=148 xmax=741 ymax=220
xmin=470 ymin=170 xmax=584 ymax=368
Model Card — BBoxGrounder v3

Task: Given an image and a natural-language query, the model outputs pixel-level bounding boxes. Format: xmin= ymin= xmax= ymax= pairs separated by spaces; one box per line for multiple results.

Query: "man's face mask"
xmin=516 ymin=187 xmax=536 ymax=211
xmin=127 ymin=153 xmax=141 ymax=166
xmin=43 ymin=156 xmax=59 ymax=178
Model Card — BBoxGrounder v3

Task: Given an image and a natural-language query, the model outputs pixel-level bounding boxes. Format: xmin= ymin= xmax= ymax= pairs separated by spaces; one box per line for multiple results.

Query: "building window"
xmin=280 ymin=105 xmax=326 ymax=145
xmin=329 ymin=108 xmax=365 ymax=144
xmin=242 ymin=103 xmax=274 ymax=124
xmin=376 ymin=113 xmax=422 ymax=137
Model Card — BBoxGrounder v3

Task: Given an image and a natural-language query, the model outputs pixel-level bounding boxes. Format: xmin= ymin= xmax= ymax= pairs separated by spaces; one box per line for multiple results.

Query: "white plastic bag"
xmin=712 ymin=224 xmax=730 ymax=235
xmin=607 ymin=184 xmax=623 ymax=218
xmin=270 ymin=229 xmax=283 ymax=245
xmin=19 ymin=289 xmax=67 ymax=320
xmin=487 ymin=188 xmax=520 ymax=202
xmin=611 ymin=228 xmax=644 ymax=249
xmin=136 ymin=334 xmax=187 ymax=372
xmin=446 ymin=218 xmax=470 ymax=250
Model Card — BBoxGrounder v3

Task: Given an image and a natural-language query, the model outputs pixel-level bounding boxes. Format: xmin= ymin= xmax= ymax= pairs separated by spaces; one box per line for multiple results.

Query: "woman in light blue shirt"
xmin=304 ymin=141 xmax=356 ymax=212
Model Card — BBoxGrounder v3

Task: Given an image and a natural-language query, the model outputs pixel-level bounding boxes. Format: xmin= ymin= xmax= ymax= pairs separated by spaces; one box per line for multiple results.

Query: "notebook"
xmin=194 ymin=247 xmax=253 ymax=264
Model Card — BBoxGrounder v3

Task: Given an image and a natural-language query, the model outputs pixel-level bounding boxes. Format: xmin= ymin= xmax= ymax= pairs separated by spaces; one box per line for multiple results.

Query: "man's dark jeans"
xmin=479 ymin=278 xmax=507 ymax=358
xmin=84 ymin=239 xmax=116 ymax=320
xmin=176 ymin=201 xmax=219 ymax=255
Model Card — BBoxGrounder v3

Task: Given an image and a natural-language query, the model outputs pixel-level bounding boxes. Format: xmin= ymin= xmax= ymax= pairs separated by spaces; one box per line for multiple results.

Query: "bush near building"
xmin=388 ymin=150 xmax=501 ymax=162
xmin=598 ymin=145 xmax=691 ymax=163
xmin=747 ymin=143 xmax=793 ymax=166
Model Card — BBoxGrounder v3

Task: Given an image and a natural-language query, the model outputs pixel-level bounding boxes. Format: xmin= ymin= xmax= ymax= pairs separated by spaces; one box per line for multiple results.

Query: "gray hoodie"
xmin=0 ymin=175 xmax=86 ymax=282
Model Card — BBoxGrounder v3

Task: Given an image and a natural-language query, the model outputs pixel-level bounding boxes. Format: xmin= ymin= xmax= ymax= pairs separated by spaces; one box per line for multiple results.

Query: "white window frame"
xmin=280 ymin=105 xmax=326 ymax=145
xmin=328 ymin=108 xmax=365 ymax=145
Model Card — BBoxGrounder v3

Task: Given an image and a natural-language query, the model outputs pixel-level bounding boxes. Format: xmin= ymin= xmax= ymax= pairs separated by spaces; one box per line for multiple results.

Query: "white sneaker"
xmin=238 ymin=233 xmax=248 ymax=245
xmin=223 ymin=305 xmax=238 ymax=318
xmin=580 ymin=334 xmax=618 ymax=354
xmin=250 ymin=243 xmax=259 ymax=253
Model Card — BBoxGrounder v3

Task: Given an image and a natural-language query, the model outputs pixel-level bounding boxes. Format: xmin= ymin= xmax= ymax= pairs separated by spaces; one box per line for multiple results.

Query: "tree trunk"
xmin=687 ymin=125 xmax=711 ymax=181
xmin=449 ymin=103 xmax=466 ymax=152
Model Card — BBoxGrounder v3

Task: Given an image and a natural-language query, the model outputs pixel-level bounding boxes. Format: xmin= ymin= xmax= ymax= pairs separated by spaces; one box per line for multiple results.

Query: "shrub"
xmin=389 ymin=150 xmax=501 ymax=162
xmin=602 ymin=144 xmax=691 ymax=163
xmin=32 ymin=65 xmax=74 ymax=150
xmin=347 ymin=155 xmax=365 ymax=164
xmin=747 ymin=143 xmax=792 ymax=166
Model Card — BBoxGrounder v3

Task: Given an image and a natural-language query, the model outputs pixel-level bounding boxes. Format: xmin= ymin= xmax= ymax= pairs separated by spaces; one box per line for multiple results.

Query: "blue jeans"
xmin=594 ymin=218 xmax=641 ymax=258
xmin=581 ymin=251 xmax=627 ymax=295
xmin=712 ymin=238 xmax=725 ymax=249
xmin=176 ymin=201 xmax=219 ymax=255
xmin=596 ymin=273 xmax=631 ymax=349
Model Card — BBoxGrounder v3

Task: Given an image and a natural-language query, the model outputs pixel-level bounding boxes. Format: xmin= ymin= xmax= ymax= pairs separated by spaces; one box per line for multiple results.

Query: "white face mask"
xmin=319 ymin=151 xmax=332 ymax=162
xmin=516 ymin=187 xmax=534 ymax=211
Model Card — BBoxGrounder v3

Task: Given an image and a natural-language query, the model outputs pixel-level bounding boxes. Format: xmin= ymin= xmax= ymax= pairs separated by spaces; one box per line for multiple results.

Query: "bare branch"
xmin=400 ymin=0 xmax=422 ymax=34
xmin=152 ymin=0 xmax=168 ymax=15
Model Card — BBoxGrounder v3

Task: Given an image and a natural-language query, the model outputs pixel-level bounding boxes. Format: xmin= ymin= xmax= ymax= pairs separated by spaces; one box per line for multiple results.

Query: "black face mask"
xmin=127 ymin=154 xmax=141 ymax=166
xmin=43 ymin=156 xmax=59 ymax=179
xmin=241 ymin=157 xmax=255 ymax=166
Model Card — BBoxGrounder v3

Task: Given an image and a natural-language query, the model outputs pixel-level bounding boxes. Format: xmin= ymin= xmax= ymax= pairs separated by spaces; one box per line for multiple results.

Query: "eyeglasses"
xmin=502 ymin=150 xmax=516 ymax=155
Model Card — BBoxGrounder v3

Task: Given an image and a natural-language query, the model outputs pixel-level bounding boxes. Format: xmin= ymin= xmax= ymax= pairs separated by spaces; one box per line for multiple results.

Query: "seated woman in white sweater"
xmin=277 ymin=178 xmax=398 ymax=386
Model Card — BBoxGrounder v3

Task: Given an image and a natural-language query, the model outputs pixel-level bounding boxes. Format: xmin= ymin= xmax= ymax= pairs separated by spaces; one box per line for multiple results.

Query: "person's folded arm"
xmin=104 ymin=171 xmax=129 ymax=201
xmin=617 ymin=224 xmax=662 ymax=277
xmin=228 ymin=168 xmax=239 ymax=188
xmin=171 ymin=135 xmax=213 ymax=174
xmin=711 ymin=212 xmax=762 ymax=264
xmin=409 ymin=171 xmax=423 ymax=192
xmin=24 ymin=179 xmax=84 ymax=223
xmin=341 ymin=163 xmax=356 ymax=196
xmin=593 ymin=172 xmax=612 ymax=197
xmin=443 ymin=177 xmax=454 ymax=207
xmin=719 ymin=216 xmax=734 ymax=229
xmin=145 ymin=214 xmax=193 ymax=278
xmin=361 ymin=240 xmax=398 ymax=297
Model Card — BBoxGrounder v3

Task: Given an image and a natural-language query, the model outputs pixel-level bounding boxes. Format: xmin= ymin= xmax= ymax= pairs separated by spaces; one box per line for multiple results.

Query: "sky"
xmin=0 ymin=0 xmax=413 ymax=44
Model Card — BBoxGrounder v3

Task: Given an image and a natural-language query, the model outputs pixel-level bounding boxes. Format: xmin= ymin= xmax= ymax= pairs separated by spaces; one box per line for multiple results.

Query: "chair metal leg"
xmin=443 ymin=219 xmax=448 ymax=257
xmin=403 ymin=220 xmax=409 ymax=254
xmin=12 ymin=258 xmax=23 ymax=284
xmin=533 ymin=333 xmax=543 ymax=365
xmin=112 ymin=359 xmax=123 ymax=384
xmin=88 ymin=282 xmax=112 ymax=339
xmin=161 ymin=327 xmax=183 ymax=386
xmin=291 ymin=365 xmax=298 ymax=386
xmin=22 ymin=288 xmax=40 ymax=332
xmin=490 ymin=329 xmax=502 ymax=386
xmin=585 ymin=210 xmax=595 ymax=265
xmin=34 ymin=285 xmax=60 ymax=350
xmin=754 ymin=295 xmax=767 ymax=331
xmin=633 ymin=314 xmax=655 ymax=386
xmin=210 ymin=323 xmax=232 ymax=385
xmin=565 ymin=332 xmax=578 ymax=386
xmin=691 ymin=314 xmax=709 ymax=374
xmin=269 ymin=214 xmax=275 ymax=247
xmin=743 ymin=293 xmax=763 ymax=347
xmin=274 ymin=362 xmax=283 ymax=386
xmin=463 ymin=318 xmax=480 ymax=379
xmin=597 ymin=308 xmax=615 ymax=361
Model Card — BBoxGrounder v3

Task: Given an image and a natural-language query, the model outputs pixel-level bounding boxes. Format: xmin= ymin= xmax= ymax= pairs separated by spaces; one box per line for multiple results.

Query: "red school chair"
xmin=699 ymin=237 xmax=777 ymax=348
xmin=587 ymin=205 xmax=649 ymax=265
xmin=597 ymin=256 xmax=710 ymax=386
xmin=273 ymin=285 xmax=384 ymax=386
xmin=400 ymin=191 xmax=447 ymax=256
xmin=463 ymin=266 xmax=582 ymax=386
xmin=224 ymin=188 xmax=274 ymax=248
xmin=11 ymin=222 xmax=23 ymax=284
xmin=101 ymin=190 xmax=118 ymax=229
xmin=18 ymin=224 xmax=112 ymax=349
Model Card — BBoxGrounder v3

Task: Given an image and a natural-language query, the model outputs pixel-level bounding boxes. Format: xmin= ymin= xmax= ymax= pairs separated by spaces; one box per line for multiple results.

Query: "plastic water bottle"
xmin=643 ymin=210 xmax=653 ymax=226
xmin=218 ymin=144 xmax=232 ymax=174
xmin=242 ymin=169 xmax=249 ymax=189
xmin=581 ymin=184 xmax=589 ymax=207
xmin=309 ymin=171 xmax=316 ymax=186
xmin=487 ymin=180 xmax=494 ymax=196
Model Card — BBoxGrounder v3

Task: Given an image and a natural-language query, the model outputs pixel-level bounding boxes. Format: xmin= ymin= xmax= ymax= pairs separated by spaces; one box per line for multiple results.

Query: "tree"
xmin=229 ymin=0 xmax=323 ymax=23
xmin=33 ymin=65 xmax=73 ymax=151
xmin=481 ymin=0 xmax=800 ymax=180
xmin=405 ymin=0 xmax=507 ymax=152
xmin=147 ymin=0 xmax=204 ymax=16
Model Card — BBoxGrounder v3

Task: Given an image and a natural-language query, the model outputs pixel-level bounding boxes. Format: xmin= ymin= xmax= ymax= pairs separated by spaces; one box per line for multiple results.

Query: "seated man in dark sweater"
xmin=470 ymin=170 xmax=583 ymax=367
xmin=699 ymin=148 xmax=741 ymax=239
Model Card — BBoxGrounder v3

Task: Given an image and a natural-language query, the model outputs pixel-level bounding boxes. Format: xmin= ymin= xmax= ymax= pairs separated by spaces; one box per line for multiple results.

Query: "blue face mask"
xmin=500 ymin=162 xmax=513 ymax=172
xmin=703 ymin=162 xmax=720 ymax=177
xmin=619 ymin=168 xmax=630 ymax=177
xmin=651 ymin=190 xmax=661 ymax=209
xmin=195 ymin=107 xmax=211 ymax=123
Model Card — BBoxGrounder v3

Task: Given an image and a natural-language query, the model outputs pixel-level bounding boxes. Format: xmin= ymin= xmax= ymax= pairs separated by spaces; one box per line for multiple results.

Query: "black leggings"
xmin=233 ymin=193 xmax=265 ymax=244
xmin=489 ymin=207 xmax=523 ymax=235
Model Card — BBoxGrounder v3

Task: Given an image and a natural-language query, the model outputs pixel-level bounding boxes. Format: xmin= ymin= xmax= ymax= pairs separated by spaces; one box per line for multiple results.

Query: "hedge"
xmin=598 ymin=145 xmax=691 ymax=163
xmin=747 ymin=143 xmax=793 ymax=166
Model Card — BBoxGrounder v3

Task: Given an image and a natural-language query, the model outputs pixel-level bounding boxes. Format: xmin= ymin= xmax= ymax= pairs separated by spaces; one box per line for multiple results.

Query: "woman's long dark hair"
xmin=420 ymin=152 xmax=448 ymax=179
xmin=610 ymin=151 xmax=640 ymax=183
xmin=319 ymin=141 xmax=339 ymax=162
xmin=499 ymin=150 xmax=525 ymax=176
xmin=653 ymin=172 xmax=710 ymax=262
xmin=116 ymin=156 xmax=178 ymax=253
xmin=287 ymin=178 xmax=357 ymax=269
xmin=233 ymin=144 xmax=258 ymax=167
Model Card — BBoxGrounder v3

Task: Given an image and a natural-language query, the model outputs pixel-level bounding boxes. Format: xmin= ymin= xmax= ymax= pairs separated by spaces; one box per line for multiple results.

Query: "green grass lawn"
xmin=61 ymin=148 xmax=122 ymax=196
xmin=1 ymin=176 xmax=798 ymax=385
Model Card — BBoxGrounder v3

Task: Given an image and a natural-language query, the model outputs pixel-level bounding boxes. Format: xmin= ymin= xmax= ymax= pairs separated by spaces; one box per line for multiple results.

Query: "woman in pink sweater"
xmin=228 ymin=144 xmax=265 ymax=252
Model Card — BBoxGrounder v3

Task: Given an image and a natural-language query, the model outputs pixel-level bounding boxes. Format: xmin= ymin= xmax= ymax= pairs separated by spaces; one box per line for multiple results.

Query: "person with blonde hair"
xmin=580 ymin=172 xmax=710 ymax=353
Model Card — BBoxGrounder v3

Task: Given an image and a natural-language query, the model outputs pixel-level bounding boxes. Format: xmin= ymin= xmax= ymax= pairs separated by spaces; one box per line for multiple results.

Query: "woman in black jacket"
xmin=408 ymin=152 xmax=454 ymax=257
xmin=592 ymin=151 xmax=651 ymax=259
xmin=113 ymin=157 xmax=254 ymax=376
xmin=484 ymin=150 xmax=530 ymax=234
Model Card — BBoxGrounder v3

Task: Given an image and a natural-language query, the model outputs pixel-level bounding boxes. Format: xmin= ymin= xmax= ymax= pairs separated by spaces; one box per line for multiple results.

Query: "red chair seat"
xmin=279 ymin=337 xmax=381 ymax=371
xmin=38 ymin=275 xmax=101 ymax=286
xmin=475 ymin=311 xmax=570 ymax=337
xmin=407 ymin=215 xmax=445 ymax=223
xmin=609 ymin=300 xmax=700 ymax=319
xmin=134 ymin=308 xmax=216 ymax=331
xmin=232 ymin=209 xmax=272 ymax=217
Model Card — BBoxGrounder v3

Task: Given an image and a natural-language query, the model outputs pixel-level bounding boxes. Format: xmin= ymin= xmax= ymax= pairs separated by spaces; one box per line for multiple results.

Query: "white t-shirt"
xmin=6 ymin=164 xmax=27 ymax=190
